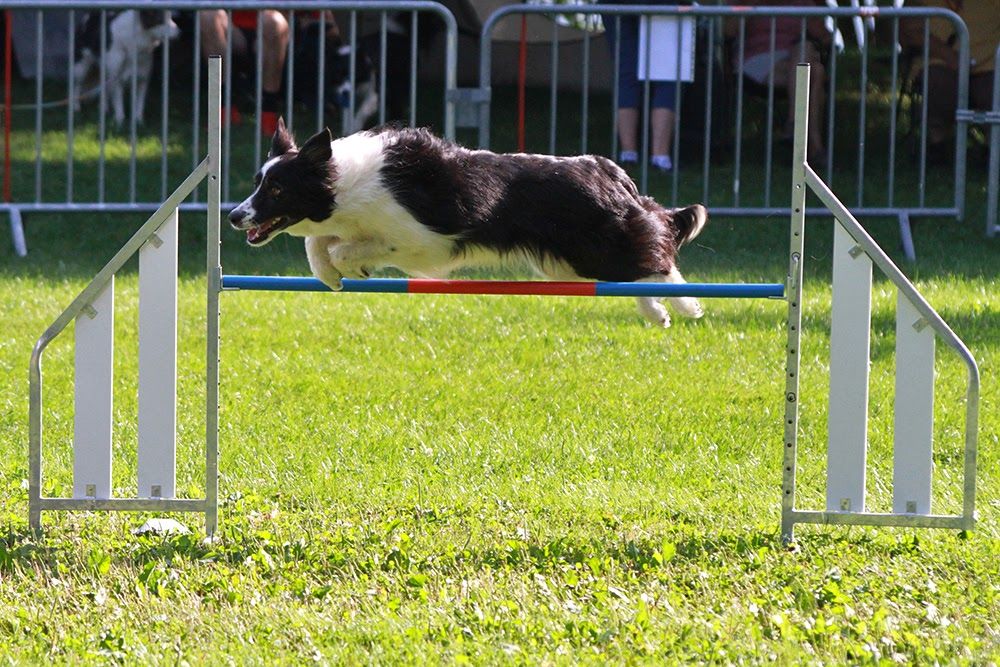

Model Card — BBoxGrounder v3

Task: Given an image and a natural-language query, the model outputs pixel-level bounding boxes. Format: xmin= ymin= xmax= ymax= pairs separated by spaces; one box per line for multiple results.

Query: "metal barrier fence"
xmin=984 ymin=44 xmax=1000 ymax=239
xmin=1 ymin=0 xmax=458 ymax=254
xmin=477 ymin=5 xmax=975 ymax=261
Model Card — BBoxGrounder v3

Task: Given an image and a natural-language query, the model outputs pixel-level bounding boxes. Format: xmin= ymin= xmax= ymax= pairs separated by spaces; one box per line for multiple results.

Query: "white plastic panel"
xmin=893 ymin=293 xmax=935 ymax=514
xmin=827 ymin=223 xmax=872 ymax=513
xmin=74 ymin=278 xmax=115 ymax=499
xmin=137 ymin=211 xmax=178 ymax=499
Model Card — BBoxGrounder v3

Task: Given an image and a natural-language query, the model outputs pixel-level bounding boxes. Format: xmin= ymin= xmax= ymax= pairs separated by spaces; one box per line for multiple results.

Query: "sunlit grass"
xmin=0 ymin=53 xmax=997 ymax=661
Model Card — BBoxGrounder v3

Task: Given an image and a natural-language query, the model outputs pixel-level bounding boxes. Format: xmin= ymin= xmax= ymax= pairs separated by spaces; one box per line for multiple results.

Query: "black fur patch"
xmin=376 ymin=127 xmax=692 ymax=282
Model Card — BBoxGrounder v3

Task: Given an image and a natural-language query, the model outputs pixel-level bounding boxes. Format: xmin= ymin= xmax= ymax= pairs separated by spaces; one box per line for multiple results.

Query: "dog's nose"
xmin=228 ymin=209 xmax=246 ymax=227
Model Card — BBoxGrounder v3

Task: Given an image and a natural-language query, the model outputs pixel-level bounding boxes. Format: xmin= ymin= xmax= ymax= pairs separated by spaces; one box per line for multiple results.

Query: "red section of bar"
xmin=406 ymin=280 xmax=598 ymax=296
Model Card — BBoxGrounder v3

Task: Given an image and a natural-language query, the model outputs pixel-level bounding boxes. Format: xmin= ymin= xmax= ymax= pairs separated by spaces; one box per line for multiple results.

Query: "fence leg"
xmin=9 ymin=207 xmax=26 ymax=256
xmin=897 ymin=211 xmax=916 ymax=262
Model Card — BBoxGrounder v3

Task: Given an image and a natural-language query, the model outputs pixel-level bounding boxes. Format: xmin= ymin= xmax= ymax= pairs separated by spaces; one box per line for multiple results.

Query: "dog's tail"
xmin=670 ymin=204 xmax=708 ymax=247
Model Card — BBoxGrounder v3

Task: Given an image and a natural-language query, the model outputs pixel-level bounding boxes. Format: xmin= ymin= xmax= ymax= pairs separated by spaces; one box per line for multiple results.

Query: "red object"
xmin=406 ymin=279 xmax=597 ymax=297
xmin=232 ymin=11 xmax=257 ymax=31
xmin=260 ymin=111 xmax=279 ymax=136
xmin=517 ymin=14 xmax=527 ymax=152
xmin=3 ymin=10 xmax=12 ymax=203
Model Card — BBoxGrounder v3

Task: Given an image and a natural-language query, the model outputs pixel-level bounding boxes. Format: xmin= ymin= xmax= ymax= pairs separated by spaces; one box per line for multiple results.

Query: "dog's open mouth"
xmin=246 ymin=217 xmax=293 ymax=246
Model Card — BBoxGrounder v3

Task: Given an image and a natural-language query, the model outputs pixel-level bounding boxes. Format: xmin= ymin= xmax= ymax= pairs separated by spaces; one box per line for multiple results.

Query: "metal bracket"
xmin=85 ymin=484 xmax=96 ymax=498
xmin=847 ymin=244 xmax=865 ymax=259
xmin=446 ymin=88 xmax=491 ymax=105
xmin=147 ymin=233 xmax=164 ymax=249
xmin=81 ymin=304 xmax=99 ymax=320
xmin=906 ymin=500 xmax=918 ymax=514
xmin=840 ymin=497 xmax=852 ymax=511
xmin=913 ymin=317 xmax=930 ymax=332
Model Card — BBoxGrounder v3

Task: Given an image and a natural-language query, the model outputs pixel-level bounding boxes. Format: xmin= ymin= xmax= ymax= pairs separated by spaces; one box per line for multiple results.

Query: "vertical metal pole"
xmin=286 ymin=12 xmax=295 ymax=133
xmin=129 ymin=34 xmax=138 ymax=204
xmin=323 ymin=11 xmax=333 ymax=134
xmin=856 ymin=34 xmax=868 ymax=207
xmin=764 ymin=18 xmax=776 ymax=208
xmin=549 ymin=19 xmax=558 ymax=156
xmin=379 ymin=12 xmax=388 ymax=125
xmin=98 ymin=11 xmax=107 ymax=203
xmin=344 ymin=12 xmax=354 ymax=134
xmin=733 ymin=17 xmax=745 ymax=207
xmin=443 ymin=9 xmax=456 ymax=140
xmin=987 ymin=46 xmax=1000 ymax=238
xmin=161 ymin=10 xmax=170 ymax=201
xmin=66 ymin=9 xmax=75 ymax=203
xmin=611 ymin=16 xmax=620 ymax=162
xmin=918 ymin=20 xmax=929 ymax=208
xmin=825 ymin=38 xmax=836 ymax=181
xmin=206 ymin=56 xmax=222 ymax=536
xmin=701 ymin=17 xmax=714 ymax=206
xmin=223 ymin=14 xmax=233 ymax=204
xmin=640 ymin=14 xmax=651 ymax=194
xmin=781 ymin=64 xmax=809 ymax=543
xmin=192 ymin=17 xmax=202 ymax=202
xmin=255 ymin=16 xmax=263 ymax=163
xmin=671 ymin=13 xmax=682 ymax=204
xmin=887 ymin=17 xmax=900 ymax=208
xmin=581 ymin=29 xmax=590 ymax=155
xmin=410 ymin=11 xmax=418 ymax=129
xmin=33 ymin=11 xmax=41 ymax=204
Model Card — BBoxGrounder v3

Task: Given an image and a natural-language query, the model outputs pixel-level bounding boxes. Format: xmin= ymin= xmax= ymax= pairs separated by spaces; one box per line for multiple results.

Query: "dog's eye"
xmin=269 ymin=184 xmax=282 ymax=197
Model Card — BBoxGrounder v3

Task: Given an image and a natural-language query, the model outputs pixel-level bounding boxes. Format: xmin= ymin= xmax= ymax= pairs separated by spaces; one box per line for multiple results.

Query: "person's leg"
xmin=258 ymin=10 xmax=289 ymax=95
xmin=200 ymin=10 xmax=248 ymax=125
xmin=199 ymin=10 xmax=248 ymax=62
xmin=650 ymin=82 xmax=676 ymax=170
xmin=922 ymin=64 xmax=958 ymax=148
xmin=781 ymin=42 xmax=825 ymax=159
xmin=608 ymin=15 xmax=640 ymax=162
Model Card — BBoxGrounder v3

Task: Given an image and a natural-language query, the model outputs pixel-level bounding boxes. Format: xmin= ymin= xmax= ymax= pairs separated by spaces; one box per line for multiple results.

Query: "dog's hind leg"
xmin=133 ymin=67 xmax=151 ymax=124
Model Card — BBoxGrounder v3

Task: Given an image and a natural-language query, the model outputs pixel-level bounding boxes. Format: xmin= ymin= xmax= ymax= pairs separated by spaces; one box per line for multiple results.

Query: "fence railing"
xmin=477 ymin=5 xmax=976 ymax=261
xmin=0 ymin=0 xmax=457 ymax=229
xmin=2 ymin=3 xmax=995 ymax=259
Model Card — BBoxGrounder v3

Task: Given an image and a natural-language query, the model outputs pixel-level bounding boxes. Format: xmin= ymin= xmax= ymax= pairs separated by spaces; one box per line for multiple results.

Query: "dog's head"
xmin=330 ymin=43 xmax=374 ymax=110
xmin=229 ymin=119 xmax=337 ymax=246
xmin=136 ymin=10 xmax=180 ymax=45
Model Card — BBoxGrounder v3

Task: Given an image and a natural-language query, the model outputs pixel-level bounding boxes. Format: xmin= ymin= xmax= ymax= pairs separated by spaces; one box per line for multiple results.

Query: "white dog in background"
xmin=73 ymin=10 xmax=180 ymax=126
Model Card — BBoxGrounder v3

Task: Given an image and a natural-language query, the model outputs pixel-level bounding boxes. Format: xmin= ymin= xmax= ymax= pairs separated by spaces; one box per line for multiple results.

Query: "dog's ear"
xmin=268 ymin=117 xmax=296 ymax=158
xmin=298 ymin=127 xmax=333 ymax=166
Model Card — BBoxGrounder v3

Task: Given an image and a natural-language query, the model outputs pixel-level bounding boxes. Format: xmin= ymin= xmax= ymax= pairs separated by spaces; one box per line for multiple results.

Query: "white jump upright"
xmin=72 ymin=279 xmax=115 ymax=500
xmin=781 ymin=64 xmax=979 ymax=540
xmin=28 ymin=57 xmax=222 ymax=534
xmin=137 ymin=210 xmax=179 ymax=500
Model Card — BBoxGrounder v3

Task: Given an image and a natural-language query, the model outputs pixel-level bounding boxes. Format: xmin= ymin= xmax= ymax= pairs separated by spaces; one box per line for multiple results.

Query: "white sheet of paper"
xmin=636 ymin=15 xmax=696 ymax=82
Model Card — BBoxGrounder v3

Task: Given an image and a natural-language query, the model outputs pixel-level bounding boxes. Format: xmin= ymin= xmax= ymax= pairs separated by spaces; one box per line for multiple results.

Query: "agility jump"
xmin=28 ymin=60 xmax=979 ymax=541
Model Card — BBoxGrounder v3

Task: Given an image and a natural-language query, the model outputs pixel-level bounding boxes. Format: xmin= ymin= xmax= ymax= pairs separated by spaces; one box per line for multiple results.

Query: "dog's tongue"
xmin=247 ymin=219 xmax=277 ymax=244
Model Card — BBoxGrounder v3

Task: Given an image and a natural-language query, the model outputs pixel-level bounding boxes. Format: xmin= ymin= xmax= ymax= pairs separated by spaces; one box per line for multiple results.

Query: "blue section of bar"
xmin=595 ymin=282 xmax=786 ymax=298
xmin=221 ymin=275 xmax=786 ymax=299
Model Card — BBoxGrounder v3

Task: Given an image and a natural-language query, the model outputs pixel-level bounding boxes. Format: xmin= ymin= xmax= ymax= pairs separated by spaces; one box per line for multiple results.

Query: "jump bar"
xmin=222 ymin=275 xmax=786 ymax=299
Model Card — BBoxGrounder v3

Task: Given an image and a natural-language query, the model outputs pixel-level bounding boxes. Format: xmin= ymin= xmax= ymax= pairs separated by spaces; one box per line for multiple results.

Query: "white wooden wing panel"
xmin=893 ymin=293 xmax=935 ymax=514
xmin=137 ymin=211 xmax=178 ymax=498
xmin=827 ymin=224 xmax=872 ymax=513
xmin=74 ymin=278 xmax=115 ymax=499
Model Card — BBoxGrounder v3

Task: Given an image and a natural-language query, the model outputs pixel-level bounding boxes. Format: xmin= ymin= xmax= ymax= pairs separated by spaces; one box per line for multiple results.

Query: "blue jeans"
xmin=603 ymin=13 xmax=678 ymax=110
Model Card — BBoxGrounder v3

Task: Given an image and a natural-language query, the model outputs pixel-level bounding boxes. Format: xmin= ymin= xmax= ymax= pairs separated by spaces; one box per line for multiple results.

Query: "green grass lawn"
xmin=1 ymin=66 xmax=998 ymax=661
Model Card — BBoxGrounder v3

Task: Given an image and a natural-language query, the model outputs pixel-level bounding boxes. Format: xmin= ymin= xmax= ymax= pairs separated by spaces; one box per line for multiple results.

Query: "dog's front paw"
xmin=315 ymin=267 xmax=344 ymax=291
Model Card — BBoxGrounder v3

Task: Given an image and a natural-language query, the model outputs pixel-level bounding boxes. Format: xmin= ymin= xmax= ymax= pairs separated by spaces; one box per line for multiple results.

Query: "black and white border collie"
xmin=229 ymin=121 xmax=708 ymax=327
